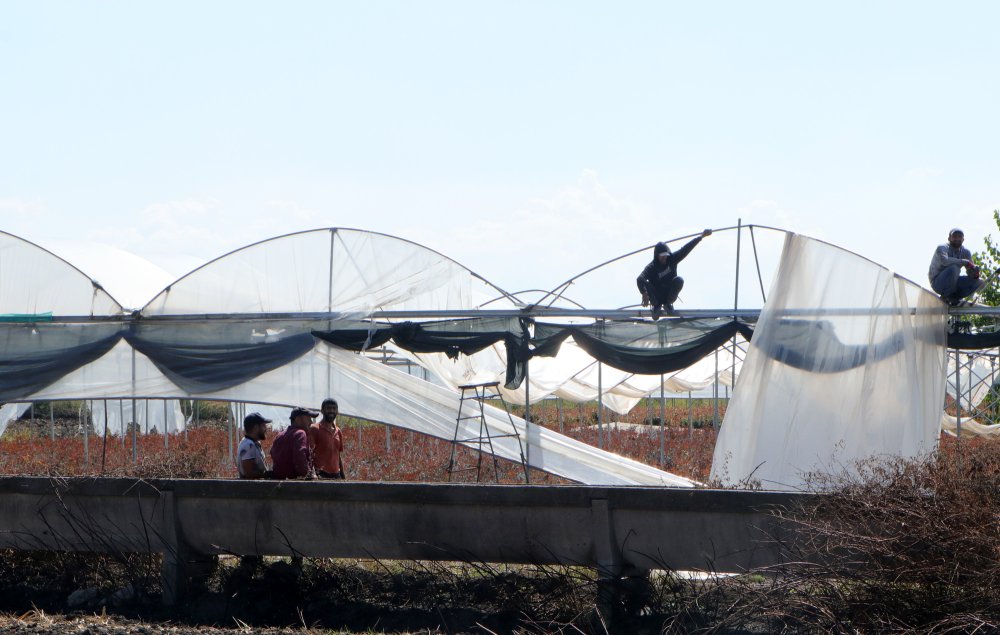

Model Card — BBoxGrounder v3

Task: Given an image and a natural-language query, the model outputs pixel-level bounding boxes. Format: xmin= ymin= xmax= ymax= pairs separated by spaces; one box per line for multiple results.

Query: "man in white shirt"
xmin=237 ymin=412 xmax=271 ymax=479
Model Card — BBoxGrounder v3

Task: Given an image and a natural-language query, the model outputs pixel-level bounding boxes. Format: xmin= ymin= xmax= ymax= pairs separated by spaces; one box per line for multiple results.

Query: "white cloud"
xmin=0 ymin=198 xmax=44 ymax=217
xmin=735 ymin=199 xmax=805 ymax=235
xmin=393 ymin=170 xmax=775 ymax=308
xmin=903 ymin=167 xmax=943 ymax=180
xmin=143 ymin=199 xmax=215 ymax=223
xmin=265 ymin=200 xmax=317 ymax=221
xmin=408 ymin=170 xmax=662 ymax=289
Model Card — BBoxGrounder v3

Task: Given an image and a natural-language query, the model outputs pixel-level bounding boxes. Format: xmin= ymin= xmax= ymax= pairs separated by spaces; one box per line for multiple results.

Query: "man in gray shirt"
xmin=237 ymin=412 xmax=271 ymax=479
xmin=928 ymin=228 xmax=984 ymax=305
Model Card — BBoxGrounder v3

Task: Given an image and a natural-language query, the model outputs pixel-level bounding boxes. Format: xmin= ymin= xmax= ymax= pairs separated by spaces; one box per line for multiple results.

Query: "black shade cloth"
xmin=3 ymin=312 xmax=973 ymax=401
xmin=315 ymin=317 xmax=755 ymax=386
xmin=126 ymin=320 xmax=317 ymax=394
xmin=312 ymin=317 xmax=531 ymax=388
xmin=753 ymin=318 xmax=907 ymax=373
xmin=949 ymin=330 xmax=1000 ymax=350
xmin=0 ymin=323 xmax=122 ymax=400
xmin=531 ymin=318 xmax=755 ymax=375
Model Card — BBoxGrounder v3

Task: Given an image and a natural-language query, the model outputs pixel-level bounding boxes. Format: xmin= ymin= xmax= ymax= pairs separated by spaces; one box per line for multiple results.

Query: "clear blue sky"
xmin=2 ymin=1 xmax=999 ymax=308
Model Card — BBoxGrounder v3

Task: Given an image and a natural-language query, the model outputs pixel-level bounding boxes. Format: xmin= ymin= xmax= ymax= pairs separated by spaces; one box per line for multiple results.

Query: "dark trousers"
xmin=932 ymin=265 xmax=979 ymax=302
xmin=647 ymin=276 xmax=684 ymax=309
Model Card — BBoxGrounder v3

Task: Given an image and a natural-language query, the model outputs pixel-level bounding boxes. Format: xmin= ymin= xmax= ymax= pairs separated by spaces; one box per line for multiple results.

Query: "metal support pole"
xmin=749 ymin=225 xmax=767 ymax=303
xmin=131 ymin=347 xmax=137 ymax=463
xmin=525 ymin=359 xmax=531 ymax=425
xmin=730 ymin=339 xmax=738 ymax=393
xmin=83 ymin=401 xmax=90 ymax=469
xmin=131 ymin=402 xmax=138 ymax=464
xmin=558 ymin=398 xmax=563 ymax=433
xmin=597 ymin=362 xmax=604 ymax=450
xmin=732 ymin=220 xmax=742 ymax=399
xmin=382 ymin=348 xmax=391 ymax=453
xmin=49 ymin=404 xmax=55 ymax=441
xmin=734 ymin=218 xmax=742 ymax=311
xmin=713 ymin=350 xmax=720 ymax=429
xmin=327 ymin=229 xmax=336 ymax=391
xmin=992 ymin=356 xmax=998 ymax=426
xmin=659 ymin=377 xmax=665 ymax=467
xmin=956 ymin=349 xmax=963 ymax=450
xmin=688 ymin=391 xmax=693 ymax=437
xmin=525 ymin=358 xmax=531 ymax=477
xmin=101 ymin=400 xmax=109 ymax=474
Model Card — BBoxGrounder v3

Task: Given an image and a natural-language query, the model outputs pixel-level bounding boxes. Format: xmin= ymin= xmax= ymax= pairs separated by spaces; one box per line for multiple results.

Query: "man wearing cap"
xmin=237 ymin=412 xmax=271 ymax=479
xmin=309 ymin=397 xmax=346 ymax=479
xmin=636 ymin=229 xmax=712 ymax=320
xmin=929 ymin=228 xmax=986 ymax=305
xmin=270 ymin=406 xmax=319 ymax=479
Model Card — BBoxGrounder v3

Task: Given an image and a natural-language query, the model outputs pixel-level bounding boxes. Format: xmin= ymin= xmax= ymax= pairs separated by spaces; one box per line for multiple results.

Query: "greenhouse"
xmin=0 ymin=226 xmax=995 ymax=490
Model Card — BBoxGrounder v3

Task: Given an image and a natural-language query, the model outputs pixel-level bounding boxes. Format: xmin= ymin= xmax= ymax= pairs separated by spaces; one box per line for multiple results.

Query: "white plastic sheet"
xmin=408 ymin=334 xmax=744 ymax=416
xmin=142 ymin=229 xmax=512 ymax=316
xmin=940 ymin=413 xmax=1000 ymax=438
xmin=0 ymin=231 xmax=121 ymax=316
xmin=22 ymin=338 xmax=693 ymax=485
xmin=84 ymin=399 xmax=186 ymax=436
xmin=0 ymin=403 xmax=31 ymax=437
xmin=711 ymin=234 xmax=948 ymax=490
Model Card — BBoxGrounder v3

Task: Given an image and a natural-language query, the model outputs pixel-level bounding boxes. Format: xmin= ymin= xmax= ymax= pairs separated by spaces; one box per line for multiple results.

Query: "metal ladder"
xmin=446 ymin=381 xmax=529 ymax=483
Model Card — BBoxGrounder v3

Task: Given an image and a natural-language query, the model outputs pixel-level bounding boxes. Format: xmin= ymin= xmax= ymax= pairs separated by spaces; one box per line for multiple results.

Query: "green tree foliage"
xmin=967 ymin=209 xmax=1000 ymax=331
xmin=972 ymin=209 xmax=1000 ymax=308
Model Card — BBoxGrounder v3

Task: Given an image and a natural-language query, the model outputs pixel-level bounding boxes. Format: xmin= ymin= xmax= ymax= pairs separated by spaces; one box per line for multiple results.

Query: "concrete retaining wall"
xmin=0 ymin=477 xmax=812 ymax=604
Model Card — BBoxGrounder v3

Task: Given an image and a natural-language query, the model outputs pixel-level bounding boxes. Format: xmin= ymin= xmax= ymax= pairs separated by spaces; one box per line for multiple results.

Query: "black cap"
xmin=290 ymin=406 xmax=320 ymax=420
xmin=243 ymin=412 xmax=271 ymax=430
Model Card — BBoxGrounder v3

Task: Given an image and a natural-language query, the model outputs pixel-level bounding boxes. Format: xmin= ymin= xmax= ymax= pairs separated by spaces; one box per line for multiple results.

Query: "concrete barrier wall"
xmin=0 ymin=477 xmax=813 ymax=603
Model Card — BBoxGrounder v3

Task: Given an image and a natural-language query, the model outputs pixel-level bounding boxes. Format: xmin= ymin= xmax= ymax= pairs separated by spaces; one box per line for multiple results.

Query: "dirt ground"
xmin=0 ymin=551 xmax=673 ymax=635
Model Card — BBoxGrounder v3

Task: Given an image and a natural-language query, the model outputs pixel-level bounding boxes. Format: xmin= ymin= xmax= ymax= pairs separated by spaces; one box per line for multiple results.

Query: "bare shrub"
xmin=668 ymin=438 xmax=1000 ymax=633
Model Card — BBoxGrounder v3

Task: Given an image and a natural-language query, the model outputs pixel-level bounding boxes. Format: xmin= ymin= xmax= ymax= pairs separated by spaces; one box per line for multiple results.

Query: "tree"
xmin=967 ymin=209 xmax=1000 ymax=330
xmin=972 ymin=210 xmax=1000 ymax=307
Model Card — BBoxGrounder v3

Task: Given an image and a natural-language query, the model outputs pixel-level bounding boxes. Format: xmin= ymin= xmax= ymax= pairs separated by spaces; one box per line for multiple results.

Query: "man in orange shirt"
xmin=309 ymin=397 xmax=346 ymax=479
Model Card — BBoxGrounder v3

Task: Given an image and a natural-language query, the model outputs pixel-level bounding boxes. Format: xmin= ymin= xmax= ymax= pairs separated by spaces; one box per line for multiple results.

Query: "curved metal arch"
xmin=0 ymin=229 xmax=125 ymax=313
xmin=533 ymin=224 xmax=924 ymax=313
xmin=140 ymin=226 xmax=522 ymax=313
xmin=748 ymin=223 xmax=929 ymax=290
xmin=536 ymin=224 xmax=758 ymax=309
xmin=482 ymin=289 xmax=587 ymax=310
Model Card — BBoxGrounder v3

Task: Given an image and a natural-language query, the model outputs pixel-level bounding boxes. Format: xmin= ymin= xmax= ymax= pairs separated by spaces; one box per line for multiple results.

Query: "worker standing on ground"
xmin=270 ymin=406 xmax=319 ymax=479
xmin=237 ymin=412 xmax=272 ymax=479
xmin=637 ymin=229 xmax=712 ymax=319
xmin=309 ymin=397 xmax=346 ymax=479
xmin=929 ymin=228 xmax=985 ymax=305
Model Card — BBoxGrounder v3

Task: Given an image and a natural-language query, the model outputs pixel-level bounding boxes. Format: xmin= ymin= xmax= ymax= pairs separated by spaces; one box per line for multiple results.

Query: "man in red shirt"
xmin=270 ymin=406 xmax=319 ymax=479
xmin=309 ymin=397 xmax=346 ymax=479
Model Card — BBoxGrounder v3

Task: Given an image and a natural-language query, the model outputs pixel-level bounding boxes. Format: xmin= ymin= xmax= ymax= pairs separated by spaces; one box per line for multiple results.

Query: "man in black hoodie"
xmin=636 ymin=229 xmax=713 ymax=319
